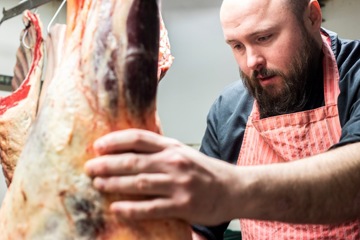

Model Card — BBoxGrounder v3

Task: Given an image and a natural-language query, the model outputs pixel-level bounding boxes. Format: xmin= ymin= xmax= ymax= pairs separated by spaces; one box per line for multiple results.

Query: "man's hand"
xmin=84 ymin=129 xmax=237 ymax=225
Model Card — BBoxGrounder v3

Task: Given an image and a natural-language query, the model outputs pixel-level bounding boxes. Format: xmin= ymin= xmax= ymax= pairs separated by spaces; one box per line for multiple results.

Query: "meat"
xmin=38 ymin=23 xmax=67 ymax=111
xmin=0 ymin=0 xmax=191 ymax=239
xmin=157 ymin=12 xmax=174 ymax=81
xmin=0 ymin=10 xmax=44 ymax=186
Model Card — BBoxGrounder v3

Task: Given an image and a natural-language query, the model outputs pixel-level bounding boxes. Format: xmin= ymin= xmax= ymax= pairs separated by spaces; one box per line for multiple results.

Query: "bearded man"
xmin=85 ymin=0 xmax=360 ymax=239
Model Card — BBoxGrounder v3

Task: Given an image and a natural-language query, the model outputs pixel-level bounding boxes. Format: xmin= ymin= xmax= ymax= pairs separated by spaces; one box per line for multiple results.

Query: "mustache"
xmin=252 ymin=68 xmax=283 ymax=79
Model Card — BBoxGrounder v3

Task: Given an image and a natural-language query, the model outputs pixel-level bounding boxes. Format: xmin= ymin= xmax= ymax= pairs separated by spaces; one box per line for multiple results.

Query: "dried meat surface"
xmin=0 ymin=0 xmax=190 ymax=239
xmin=0 ymin=10 xmax=44 ymax=186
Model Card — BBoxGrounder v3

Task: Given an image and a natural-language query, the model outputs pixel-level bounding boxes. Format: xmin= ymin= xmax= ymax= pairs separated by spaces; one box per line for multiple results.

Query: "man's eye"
xmin=233 ymin=44 xmax=243 ymax=50
xmin=258 ymin=34 xmax=272 ymax=42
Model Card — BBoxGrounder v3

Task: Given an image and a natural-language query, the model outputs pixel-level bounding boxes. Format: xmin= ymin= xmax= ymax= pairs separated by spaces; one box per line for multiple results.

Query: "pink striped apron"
xmin=237 ymin=35 xmax=360 ymax=239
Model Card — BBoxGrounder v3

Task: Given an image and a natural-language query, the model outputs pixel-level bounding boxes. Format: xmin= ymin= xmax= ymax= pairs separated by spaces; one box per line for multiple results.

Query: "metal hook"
xmin=21 ymin=6 xmax=38 ymax=50
xmin=47 ymin=0 xmax=67 ymax=33
xmin=22 ymin=30 xmax=31 ymax=49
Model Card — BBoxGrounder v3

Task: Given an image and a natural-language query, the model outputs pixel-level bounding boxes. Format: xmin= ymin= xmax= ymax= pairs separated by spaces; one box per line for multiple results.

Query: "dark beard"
xmin=240 ymin=30 xmax=322 ymax=119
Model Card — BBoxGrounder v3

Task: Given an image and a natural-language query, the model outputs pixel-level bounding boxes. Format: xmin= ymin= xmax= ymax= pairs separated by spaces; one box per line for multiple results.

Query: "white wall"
xmin=1 ymin=0 xmax=360 ymax=205
xmin=321 ymin=0 xmax=360 ymax=40
xmin=157 ymin=7 xmax=238 ymax=145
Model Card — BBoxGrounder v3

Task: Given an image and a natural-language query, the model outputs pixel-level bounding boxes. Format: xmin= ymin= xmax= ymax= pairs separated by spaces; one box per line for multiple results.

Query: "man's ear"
xmin=308 ymin=0 xmax=322 ymax=30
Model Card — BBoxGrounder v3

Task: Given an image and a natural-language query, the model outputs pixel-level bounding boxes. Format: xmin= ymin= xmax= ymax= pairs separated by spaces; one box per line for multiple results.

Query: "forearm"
xmin=231 ymin=142 xmax=360 ymax=224
xmin=85 ymin=129 xmax=360 ymax=226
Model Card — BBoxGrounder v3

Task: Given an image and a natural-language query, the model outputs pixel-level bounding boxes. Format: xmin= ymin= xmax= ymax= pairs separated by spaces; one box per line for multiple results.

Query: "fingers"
xmin=92 ymin=174 xmax=172 ymax=196
xmin=84 ymin=151 xmax=168 ymax=177
xmin=110 ymin=198 xmax=177 ymax=220
xmin=85 ymin=153 xmax=143 ymax=177
xmin=86 ymin=128 xmax=184 ymax=177
xmin=94 ymin=129 xmax=180 ymax=155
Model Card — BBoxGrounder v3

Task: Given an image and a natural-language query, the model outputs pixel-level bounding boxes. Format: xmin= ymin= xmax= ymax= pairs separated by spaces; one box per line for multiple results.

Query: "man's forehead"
xmin=220 ymin=0 xmax=288 ymax=19
xmin=220 ymin=0 xmax=295 ymax=43
xmin=220 ymin=0 xmax=290 ymax=27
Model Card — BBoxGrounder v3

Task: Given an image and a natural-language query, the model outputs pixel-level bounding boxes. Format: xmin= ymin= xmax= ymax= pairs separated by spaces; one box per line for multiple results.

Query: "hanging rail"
xmin=0 ymin=0 xmax=54 ymax=25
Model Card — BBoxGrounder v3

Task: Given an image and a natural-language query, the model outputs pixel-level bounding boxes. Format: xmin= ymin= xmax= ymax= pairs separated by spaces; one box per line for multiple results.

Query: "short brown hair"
xmin=287 ymin=0 xmax=310 ymax=22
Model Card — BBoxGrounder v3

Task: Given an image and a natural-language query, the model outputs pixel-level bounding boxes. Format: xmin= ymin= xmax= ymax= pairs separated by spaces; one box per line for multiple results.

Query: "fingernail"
xmin=110 ymin=202 xmax=122 ymax=213
xmin=94 ymin=177 xmax=105 ymax=190
xmin=94 ymin=140 xmax=102 ymax=149
xmin=94 ymin=140 xmax=105 ymax=153
xmin=84 ymin=161 xmax=93 ymax=176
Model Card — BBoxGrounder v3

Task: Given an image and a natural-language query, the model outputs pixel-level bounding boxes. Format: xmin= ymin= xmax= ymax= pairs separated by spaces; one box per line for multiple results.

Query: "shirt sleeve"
xmin=333 ymin=38 xmax=360 ymax=148
xmin=200 ymin=81 xmax=253 ymax=163
xmin=192 ymin=81 xmax=253 ymax=239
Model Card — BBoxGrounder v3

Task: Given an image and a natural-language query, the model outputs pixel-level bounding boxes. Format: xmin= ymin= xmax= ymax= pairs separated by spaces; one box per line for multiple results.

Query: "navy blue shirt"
xmin=193 ymin=29 xmax=360 ymax=240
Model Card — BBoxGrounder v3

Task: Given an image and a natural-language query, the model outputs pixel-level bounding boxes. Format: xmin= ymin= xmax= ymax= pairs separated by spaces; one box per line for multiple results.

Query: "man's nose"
xmin=246 ymin=48 xmax=265 ymax=71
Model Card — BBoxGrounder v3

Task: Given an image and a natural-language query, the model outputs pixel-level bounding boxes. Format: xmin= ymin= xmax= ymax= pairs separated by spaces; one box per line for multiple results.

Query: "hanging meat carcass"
xmin=0 ymin=0 xmax=191 ymax=239
xmin=1 ymin=1 xmax=173 ymax=188
xmin=0 ymin=10 xmax=44 ymax=186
